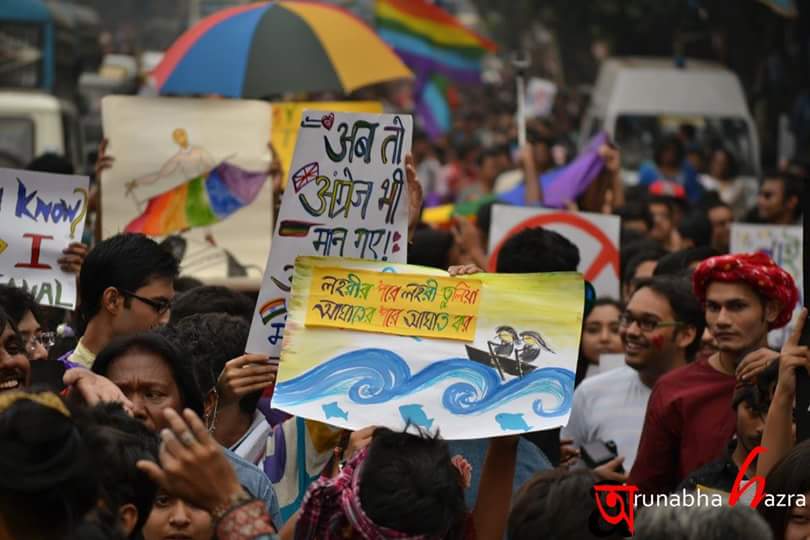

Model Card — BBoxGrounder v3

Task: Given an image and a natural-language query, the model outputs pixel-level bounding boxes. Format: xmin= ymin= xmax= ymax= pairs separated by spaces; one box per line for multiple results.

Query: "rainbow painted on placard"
xmin=125 ymin=162 xmax=266 ymax=236
xmin=260 ymin=298 xmax=287 ymax=324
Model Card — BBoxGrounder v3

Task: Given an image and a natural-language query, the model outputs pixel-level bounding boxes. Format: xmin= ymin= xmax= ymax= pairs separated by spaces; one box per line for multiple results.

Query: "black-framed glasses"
xmin=119 ymin=289 xmax=172 ymax=315
xmin=26 ymin=332 xmax=56 ymax=353
xmin=619 ymin=312 xmax=683 ymax=333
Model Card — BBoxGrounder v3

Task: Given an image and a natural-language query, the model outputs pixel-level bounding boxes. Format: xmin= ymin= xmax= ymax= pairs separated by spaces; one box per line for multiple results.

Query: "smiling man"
xmin=563 ymin=276 xmax=703 ymax=472
xmin=630 ymin=252 xmax=798 ymax=493
xmin=0 ymin=285 xmax=50 ymax=362
xmin=59 ymin=234 xmax=179 ymax=370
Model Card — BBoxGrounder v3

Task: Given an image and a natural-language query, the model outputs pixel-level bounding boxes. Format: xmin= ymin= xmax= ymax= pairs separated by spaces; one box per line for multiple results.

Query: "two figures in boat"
xmin=465 ymin=325 xmax=554 ymax=380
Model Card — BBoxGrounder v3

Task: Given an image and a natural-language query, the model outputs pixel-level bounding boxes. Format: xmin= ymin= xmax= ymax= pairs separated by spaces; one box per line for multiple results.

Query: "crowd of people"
xmin=2 ymin=86 xmax=809 ymax=540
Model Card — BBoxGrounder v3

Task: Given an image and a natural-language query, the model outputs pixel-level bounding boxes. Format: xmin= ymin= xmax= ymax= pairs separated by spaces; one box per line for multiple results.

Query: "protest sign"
xmin=246 ymin=110 xmax=413 ymax=356
xmin=730 ymin=223 xmax=803 ymax=348
xmin=488 ymin=204 xmax=621 ymax=299
xmin=271 ymin=101 xmax=383 ymax=188
xmin=0 ymin=168 xmax=89 ymax=308
xmin=101 ymin=96 xmax=272 ymax=280
xmin=272 ymin=256 xmax=583 ymax=439
xmin=525 ymin=78 xmax=557 ymax=118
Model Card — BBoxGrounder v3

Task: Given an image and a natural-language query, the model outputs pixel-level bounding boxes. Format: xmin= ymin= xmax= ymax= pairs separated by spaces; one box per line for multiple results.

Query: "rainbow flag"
xmin=374 ymin=0 xmax=495 ymax=138
xmin=125 ymin=162 xmax=267 ymax=236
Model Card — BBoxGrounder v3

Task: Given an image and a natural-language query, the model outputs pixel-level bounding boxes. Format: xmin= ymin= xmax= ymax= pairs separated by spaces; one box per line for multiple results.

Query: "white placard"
xmin=730 ymin=223 xmax=803 ymax=349
xmin=0 ymin=168 xmax=89 ymax=308
xmin=101 ymin=96 xmax=272 ymax=280
xmin=246 ymin=111 xmax=412 ymax=356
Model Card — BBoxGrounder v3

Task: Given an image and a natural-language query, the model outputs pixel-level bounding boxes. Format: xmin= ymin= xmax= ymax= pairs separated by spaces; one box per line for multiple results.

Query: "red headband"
xmin=692 ymin=252 xmax=799 ymax=329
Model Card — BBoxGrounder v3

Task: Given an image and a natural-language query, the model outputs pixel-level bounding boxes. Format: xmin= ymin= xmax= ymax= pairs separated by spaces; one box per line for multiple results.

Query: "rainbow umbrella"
xmin=153 ymin=1 xmax=413 ymax=97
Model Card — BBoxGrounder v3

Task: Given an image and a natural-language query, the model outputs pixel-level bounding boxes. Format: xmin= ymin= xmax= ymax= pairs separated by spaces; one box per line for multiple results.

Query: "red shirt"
xmin=629 ymin=358 xmax=736 ymax=494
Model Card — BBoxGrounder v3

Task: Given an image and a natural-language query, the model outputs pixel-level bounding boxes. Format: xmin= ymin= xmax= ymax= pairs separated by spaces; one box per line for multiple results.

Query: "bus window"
xmin=0 ymin=117 xmax=35 ymax=168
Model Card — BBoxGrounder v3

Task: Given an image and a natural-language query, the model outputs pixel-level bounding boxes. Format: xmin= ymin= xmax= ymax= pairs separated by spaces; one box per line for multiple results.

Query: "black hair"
xmin=616 ymin=200 xmax=654 ymax=231
xmin=496 ymin=227 xmax=580 ymax=273
xmin=73 ymin=402 xmax=159 ymax=539
xmin=359 ymin=427 xmax=466 ymax=539
xmin=0 ymin=306 xmax=22 ymax=349
xmin=732 ymin=363 xmax=777 ymax=415
xmin=654 ymin=246 xmax=719 ymax=277
xmin=0 ymin=284 xmax=41 ymax=326
xmin=171 ymin=313 xmax=260 ymax=415
xmin=590 ymin=297 xmax=624 ymax=314
xmin=654 ymin=136 xmax=685 ymax=166
xmin=173 ymin=276 xmax=204 ymax=293
xmin=91 ymin=330 xmax=204 ymax=417
xmin=527 ymin=128 xmax=554 ymax=147
xmin=761 ymin=440 xmax=810 ymax=539
xmin=765 ymin=172 xmax=805 ymax=219
xmin=700 ymin=191 xmax=732 ymax=212
xmin=623 ymin=247 xmax=668 ymax=285
xmin=26 ymin=152 xmax=75 ymax=175
xmin=475 ymin=201 xmax=496 ymax=242
xmin=631 ymin=276 xmax=706 ymax=359
xmin=78 ymin=234 xmax=179 ymax=328
xmin=508 ymin=469 xmax=621 ymax=540
xmin=0 ymin=396 xmax=98 ymax=539
xmin=710 ymin=147 xmax=739 ymax=179
xmin=408 ymin=228 xmax=454 ymax=270
xmin=676 ymin=212 xmax=712 ymax=247
xmin=648 ymin=195 xmax=676 ymax=215
xmin=169 ymin=285 xmax=255 ymax=324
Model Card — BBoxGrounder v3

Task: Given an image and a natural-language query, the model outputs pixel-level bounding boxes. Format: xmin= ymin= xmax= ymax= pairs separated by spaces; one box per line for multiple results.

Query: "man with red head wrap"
xmin=629 ymin=252 xmax=799 ymax=494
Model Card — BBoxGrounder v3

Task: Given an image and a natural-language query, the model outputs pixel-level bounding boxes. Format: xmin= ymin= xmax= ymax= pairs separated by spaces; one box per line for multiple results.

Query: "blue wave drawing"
xmin=275 ymin=348 xmax=574 ymax=417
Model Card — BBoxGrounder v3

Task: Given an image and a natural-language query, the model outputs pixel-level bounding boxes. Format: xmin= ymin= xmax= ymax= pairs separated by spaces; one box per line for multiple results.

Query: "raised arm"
xmin=522 ymin=144 xmax=543 ymax=205
xmin=472 ymin=435 xmax=519 ymax=539
xmin=757 ymin=309 xmax=809 ymax=478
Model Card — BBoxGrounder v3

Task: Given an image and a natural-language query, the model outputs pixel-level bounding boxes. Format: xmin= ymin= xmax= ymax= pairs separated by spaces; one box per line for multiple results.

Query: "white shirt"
xmin=562 ymin=365 xmax=651 ymax=470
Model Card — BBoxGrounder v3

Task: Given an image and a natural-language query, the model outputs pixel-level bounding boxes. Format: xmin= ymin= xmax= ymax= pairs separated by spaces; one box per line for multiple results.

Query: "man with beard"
xmin=630 ymin=252 xmax=797 ymax=493
xmin=563 ymin=276 xmax=703 ymax=473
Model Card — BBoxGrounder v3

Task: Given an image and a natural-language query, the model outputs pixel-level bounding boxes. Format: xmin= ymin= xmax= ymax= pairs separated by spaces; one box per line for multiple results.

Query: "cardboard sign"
xmin=488 ymin=204 xmax=621 ymax=299
xmin=730 ymin=223 xmax=803 ymax=348
xmin=271 ymin=101 xmax=383 ymax=188
xmin=0 ymin=168 xmax=89 ymax=308
xmin=246 ymin=111 xmax=413 ymax=356
xmin=101 ymin=96 xmax=272 ymax=280
xmin=272 ymin=256 xmax=583 ymax=439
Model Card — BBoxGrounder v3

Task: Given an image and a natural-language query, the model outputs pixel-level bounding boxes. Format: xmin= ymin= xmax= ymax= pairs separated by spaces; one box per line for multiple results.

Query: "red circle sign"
xmin=487 ymin=211 xmax=620 ymax=284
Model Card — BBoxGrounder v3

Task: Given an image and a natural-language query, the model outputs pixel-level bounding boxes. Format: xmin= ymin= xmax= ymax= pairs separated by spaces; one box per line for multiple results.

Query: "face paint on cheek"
xmin=651 ymin=335 xmax=665 ymax=350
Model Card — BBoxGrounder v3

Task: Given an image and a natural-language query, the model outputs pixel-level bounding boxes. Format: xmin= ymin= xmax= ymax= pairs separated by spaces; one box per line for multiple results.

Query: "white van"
xmin=579 ymin=57 xmax=760 ymax=185
xmin=0 ymin=91 xmax=82 ymax=170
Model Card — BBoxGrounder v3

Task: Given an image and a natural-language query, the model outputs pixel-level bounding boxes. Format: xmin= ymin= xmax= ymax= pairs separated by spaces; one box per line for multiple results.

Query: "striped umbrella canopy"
xmin=153 ymin=1 xmax=413 ymax=98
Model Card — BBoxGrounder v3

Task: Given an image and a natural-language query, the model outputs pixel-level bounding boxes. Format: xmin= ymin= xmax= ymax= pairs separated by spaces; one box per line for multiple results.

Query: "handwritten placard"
xmin=272 ymin=256 xmax=584 ymax=440
xmin=246 ymin=111 xmax=413 ymax=356
xmin=272 ymin=101 xmax=383 ymax=188
xmin=0 ymin=167 xmax=89 ymax=308
xmin=305 ymin=267 xmax=481 ymax=340
xmin=730 ymin=223 xmax=803 ymax=349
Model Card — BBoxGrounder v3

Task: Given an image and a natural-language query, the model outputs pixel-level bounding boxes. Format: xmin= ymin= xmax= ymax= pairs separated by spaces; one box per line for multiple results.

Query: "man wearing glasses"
xmin=59 ymin=233 xmax=179 ymax=369
xmin=563 ymin=276 xmax=703 ymax=477
xmin=630 ymin=252 xmax=797 ymax=494
xmin=0 ymin=285 xmax=53 ymax=362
